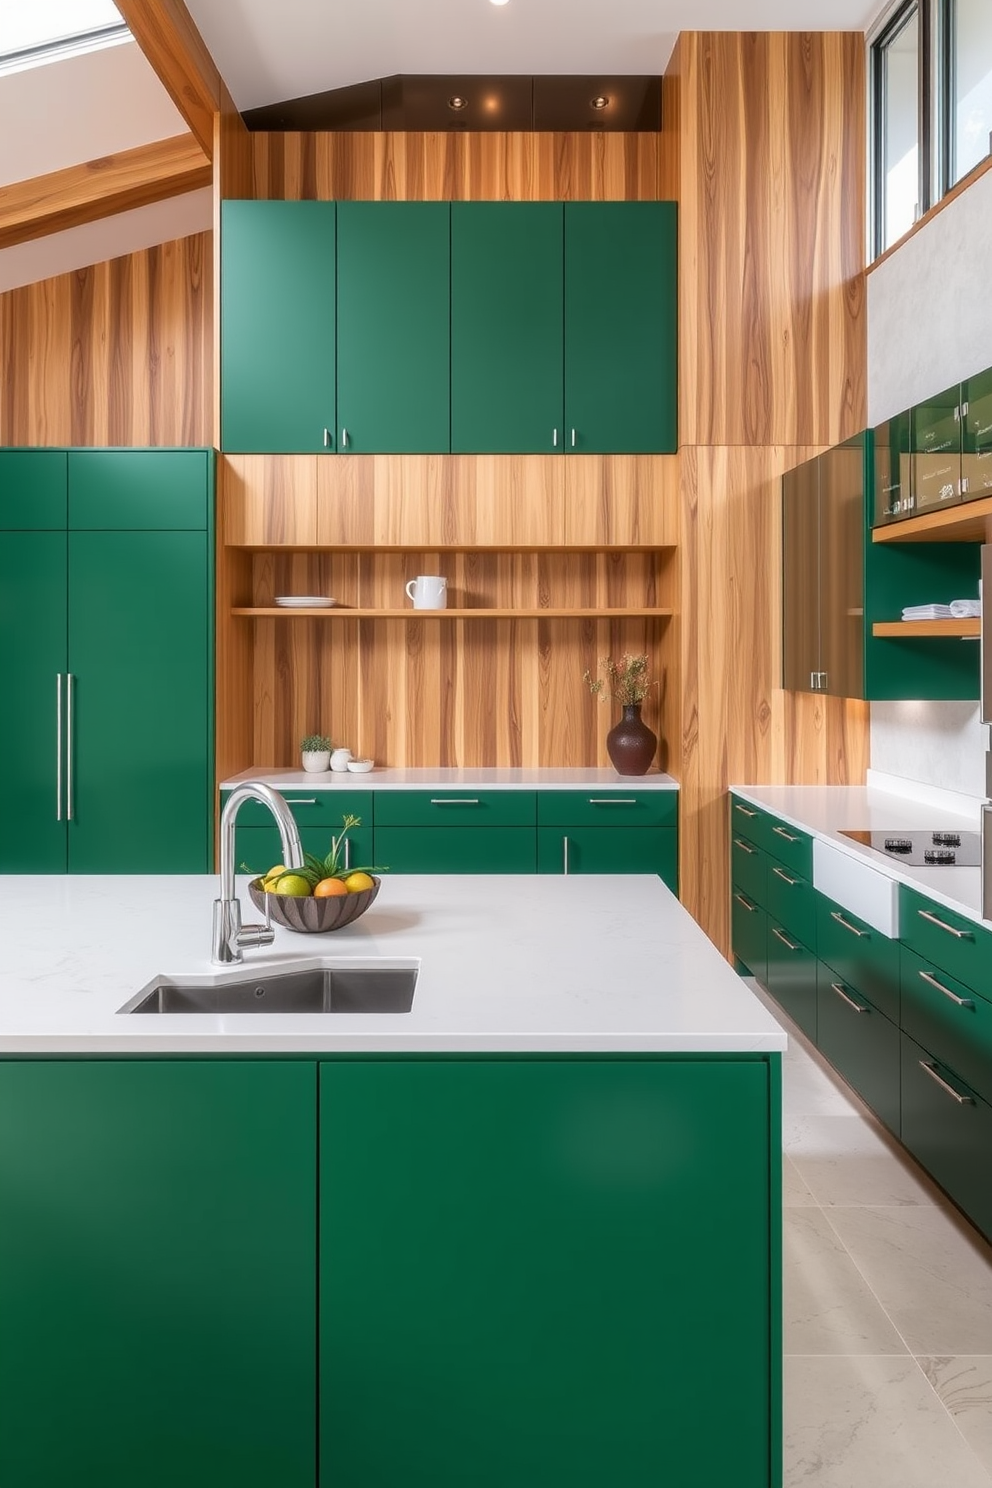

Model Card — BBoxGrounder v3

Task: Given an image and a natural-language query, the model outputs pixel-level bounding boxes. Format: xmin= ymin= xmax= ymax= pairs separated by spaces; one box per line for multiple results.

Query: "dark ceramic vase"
xmin=606 ymin=704 xmax=657 ymax=776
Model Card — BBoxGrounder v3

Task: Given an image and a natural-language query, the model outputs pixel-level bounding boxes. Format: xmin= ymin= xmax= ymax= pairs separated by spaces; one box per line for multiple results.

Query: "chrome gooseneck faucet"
xmin=212 ymin=782 xmax=304 ymax=964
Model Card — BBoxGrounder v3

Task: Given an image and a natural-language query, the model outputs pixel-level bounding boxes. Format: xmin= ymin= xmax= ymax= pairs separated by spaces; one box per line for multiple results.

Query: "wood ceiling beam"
xmin=0 ymin=134 xmax=212 ymax=250
xmin=116 ymin=0 xmax=247 ymax=160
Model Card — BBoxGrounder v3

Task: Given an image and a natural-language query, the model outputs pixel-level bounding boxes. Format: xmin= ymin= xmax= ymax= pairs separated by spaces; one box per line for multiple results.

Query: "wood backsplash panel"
xmin=249 ymin=132 xmax=663 ymax=203
xmin=0 ymin=233 xmax=211 ymax=446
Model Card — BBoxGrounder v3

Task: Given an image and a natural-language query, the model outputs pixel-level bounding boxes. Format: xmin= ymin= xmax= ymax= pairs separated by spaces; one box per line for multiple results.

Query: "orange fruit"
xmin=314 ymin=877 xmax=349 ymax=897
xmin=344 ymin=871 xmax=375 ymax=893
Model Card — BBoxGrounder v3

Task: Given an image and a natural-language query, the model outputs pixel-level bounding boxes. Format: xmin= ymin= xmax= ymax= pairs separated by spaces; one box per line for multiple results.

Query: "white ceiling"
xmin=186 ymin=0 xmax=884 ymax=112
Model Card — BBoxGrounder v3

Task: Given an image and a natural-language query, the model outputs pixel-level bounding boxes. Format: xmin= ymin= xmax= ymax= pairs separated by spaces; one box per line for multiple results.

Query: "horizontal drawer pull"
xmin=734 ymin=804 xmax=758 ymax=818
xmin=918 ymin=1060 xmax=975 ymax=1106
xmin=918 ymin=969 xmax=974 ymax=1008
xmin=772 ymin=825 xmax=802 ymax=843
xmin=831 ymin=982 xmax=868 ymax=1014
xmin=772 ymin=866 xmax=801 ymax=886
xmin=283 ymin=798 xmax=318 ymax=806
xmin=917 ymin=908 xmax=974 ymax=940
xmin=771 ymin=927 xmax=801 ymax=951
xmin=587 ymin=797 xmax=638 ymax=805
xmin=733 ymin=837 xmax=757 ymax=855
xmin=429 ymin=798 xmax=481 ymax=806
xmin=733 ymin=892 xmax=757 ymax=912
xmin=830 ymin=910 xmax=868 ymax=939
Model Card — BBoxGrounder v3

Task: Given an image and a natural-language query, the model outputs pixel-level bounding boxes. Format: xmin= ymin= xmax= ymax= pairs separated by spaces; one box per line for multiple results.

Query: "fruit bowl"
xmin=247 ymin=875 xmax=380 ymax=933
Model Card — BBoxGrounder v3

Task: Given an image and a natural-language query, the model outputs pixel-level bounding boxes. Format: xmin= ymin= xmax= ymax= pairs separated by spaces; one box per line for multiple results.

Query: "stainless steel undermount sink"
xmin=117 ymin=964 xmax=418 ymax=1015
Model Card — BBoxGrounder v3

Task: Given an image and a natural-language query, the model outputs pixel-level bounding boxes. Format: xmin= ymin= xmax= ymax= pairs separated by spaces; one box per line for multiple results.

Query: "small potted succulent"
xmin=300 ymin=733 xmax=332 ymax=773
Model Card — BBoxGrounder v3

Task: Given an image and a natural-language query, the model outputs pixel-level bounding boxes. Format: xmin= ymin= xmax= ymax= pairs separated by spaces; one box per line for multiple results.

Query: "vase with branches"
xmin=584 ymin=654 xmax=658 ymax=776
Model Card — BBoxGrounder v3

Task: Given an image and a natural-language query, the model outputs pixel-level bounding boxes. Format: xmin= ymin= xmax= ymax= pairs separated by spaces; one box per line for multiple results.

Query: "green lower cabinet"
xmin=732 ymin=887 xmax=768 ymax=983
xmin=765 ymin=858 xmax=816 ymax=949
xmin=319 ymin=1056 xmax=777 ymax=1488
xmin=815 ymin=963 xmax=900 ymax=1133
xmin=374 ymin=826 xmax=536 ymax=873
xmin=235 ymin=822 xmax=375 ymax=877
xmin=901 ymin=1032 xmax=992 ymax=1242
xmin=815 ymin=895 xmax=900 ymax=1023
xmin=537 ymin=825 xmax=678 ymax=892
xmin=0 ymin=1060 xmax=317 ymax=1488
xmin=731 ymin=830 xmax=766 ymax=904
xmin=766 ymin=922 xmax=817 ymax=1041
xmin=900 ymin=946 xmax=992 ymax=1108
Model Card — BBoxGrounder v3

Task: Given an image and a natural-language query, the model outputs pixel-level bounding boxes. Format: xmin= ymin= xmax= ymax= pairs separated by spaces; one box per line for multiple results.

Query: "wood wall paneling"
xmin=0 ymin=233 xmax=211 ymax=447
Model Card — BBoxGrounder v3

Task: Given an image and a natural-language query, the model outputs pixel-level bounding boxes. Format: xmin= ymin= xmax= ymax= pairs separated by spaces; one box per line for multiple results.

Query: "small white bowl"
xmin=346 ymin=758 xmax=375 ymax=773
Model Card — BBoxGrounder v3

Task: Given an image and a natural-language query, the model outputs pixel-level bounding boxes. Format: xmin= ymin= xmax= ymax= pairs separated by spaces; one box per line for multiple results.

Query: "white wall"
xmin=867 ymin=163 xmax=992 ymax=801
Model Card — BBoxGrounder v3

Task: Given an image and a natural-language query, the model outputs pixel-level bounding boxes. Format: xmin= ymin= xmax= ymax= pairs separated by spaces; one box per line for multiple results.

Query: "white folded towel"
xmin=949 ymin=598 xmax=982 ymax=618
xmin=902 ymin=604 xmax=952 ymax=620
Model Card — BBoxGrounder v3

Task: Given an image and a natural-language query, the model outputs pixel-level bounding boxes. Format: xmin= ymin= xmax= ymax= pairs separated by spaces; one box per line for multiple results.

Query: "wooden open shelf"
xmin=872 ymin=619 xmax=980 ymax=638
xmin=234 ymin=606 xmax=675 ymax=620
xmin=872 ymin=494 xmax=992 ymax=543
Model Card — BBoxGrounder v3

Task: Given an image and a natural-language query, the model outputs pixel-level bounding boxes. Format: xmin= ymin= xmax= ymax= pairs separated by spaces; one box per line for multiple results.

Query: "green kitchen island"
xmin=0 ymin=872 xmax=785 ymax=1488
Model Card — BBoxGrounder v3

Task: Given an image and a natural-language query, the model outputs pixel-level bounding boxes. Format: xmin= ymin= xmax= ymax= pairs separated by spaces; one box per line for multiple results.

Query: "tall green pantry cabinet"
xmin=0 ymin=449 xmax=214 ymax=872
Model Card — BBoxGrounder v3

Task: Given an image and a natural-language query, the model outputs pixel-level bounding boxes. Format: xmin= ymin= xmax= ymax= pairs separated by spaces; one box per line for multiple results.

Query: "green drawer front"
xmin=901 ymin=1032 xmax=992 ymax=1242
xmin=766 ymin=922 xmax=817 ymax=1041
xmin=762 ymin=818 xmax=813 ymax=878
xmin=900 ymin=886 xmax=992 ymax=996
xmin=730 ymin=796 xmax=769 ymax=848
xmin=234 ymin=824 xmax=375 ymax=878
xmin=222 ymin=789 xmax=370 ymax=830
xmin=374 ymin=827 xmax=536 ymax=874
xmin=373 ymin=791 xmax=536 ymax=827
xmin=0 ymin=450 xmax=67 ymax=529
xmin=536 ymin=826 xmax=677 ymax=892
xmin=731 ymin=832 xmax=766 ymax=906
xmin=68 ymin=450 xmax=209 ymax=529
xmin=901 ymin=946 xmax=992 ymax=1108
xmin=764 ymin=858 xmax=816 ymax=950
xmin=732 ymin=890 xmax=767 ymax=985
xmin=537 ymin=790 xmax=677 ymax=828
xmin=816 ymin=964 xmax=900 ymax=1133
xmin=816 ymin=894 xmax=900 ymax=1024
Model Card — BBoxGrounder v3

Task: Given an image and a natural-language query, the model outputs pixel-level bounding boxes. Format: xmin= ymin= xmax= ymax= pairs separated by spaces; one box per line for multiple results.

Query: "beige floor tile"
xmin=785 ymin=1112 xmax=946 ymax=1207
xmin=784 ymin=1209 xmax=908 ymax=1355
xmin=824 ymin=1206 xmax=992 ymax=1356
xmin=783 ymin=1155 xmax=819 ymax=1207
xmin=919 ymin=1357 xmax=992 ymax=1474
xmin=786 ymin=1355 xmax=992 ymax=1486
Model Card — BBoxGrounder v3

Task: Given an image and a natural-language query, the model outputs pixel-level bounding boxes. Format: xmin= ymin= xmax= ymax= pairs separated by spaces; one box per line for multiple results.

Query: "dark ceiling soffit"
xmin=242 ymin=75 xmax=662 ymax=132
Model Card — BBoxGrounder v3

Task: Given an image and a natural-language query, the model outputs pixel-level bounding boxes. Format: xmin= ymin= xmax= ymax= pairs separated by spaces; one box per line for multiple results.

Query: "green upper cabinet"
xmin=68 ymin=530 xmax=211 ymax=872
xmin=336 ymin=202 xmax=450 ymax=452
xmin=222 ymin=200 xmax=336 ymax=453
xmin=873 ymin=408 xmax=913 ymax=524
xmin=450 ymin=202 xmax=564 ymax=453
xmin=68 ymin=449 xmax=210 ymax=529
xmin=0 ymin=531 xmax=67 ymax=873
xmin=963 ymin=365 xmax=992 ymax=502
xmin=564 ymin=202 xmax=677 ymax=453
xmin=0 ymin=448 xmax=67 ymax=529
xmin=911 ymin=382 xmax=963 ymax=517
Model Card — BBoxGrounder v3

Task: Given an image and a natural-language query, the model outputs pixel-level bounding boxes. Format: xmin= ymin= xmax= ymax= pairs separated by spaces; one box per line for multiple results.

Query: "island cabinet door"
xmin=319 ymin=1057 xmax=776 ymax=1488
xmin=0 ymin=1060 xmax=317 ymax=1488
xmin=766 ymin=922 xmax=817 ymax=1042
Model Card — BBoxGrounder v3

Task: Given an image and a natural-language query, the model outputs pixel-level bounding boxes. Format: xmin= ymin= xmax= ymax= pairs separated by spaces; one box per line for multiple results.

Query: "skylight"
xmin=0 ymin=1 xmax=129 ymax=74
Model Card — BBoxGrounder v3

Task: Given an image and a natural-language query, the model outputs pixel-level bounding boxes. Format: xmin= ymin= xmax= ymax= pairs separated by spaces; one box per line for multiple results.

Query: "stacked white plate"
xmin=274 ymin=596 xmax=336 ymax=608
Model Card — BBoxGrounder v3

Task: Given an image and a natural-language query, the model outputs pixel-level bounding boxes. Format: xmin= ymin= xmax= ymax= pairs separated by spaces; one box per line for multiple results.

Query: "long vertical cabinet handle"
xmin=553 ymin=428 xmax=558 ymax=447
xmin=55 ymin=673 xmax=63 ymax=821
xmin=341 ymin=428 xmax=349 ymax=449
xmin=571 ymin=429 xmax=576 ymax=447
xmin=344 ymin=838 xmax=351 ymax=871
xmin=563 ymin=836 xmax=570 ymax=875
xmin=66 ymin=673 xmax=74 ymax=821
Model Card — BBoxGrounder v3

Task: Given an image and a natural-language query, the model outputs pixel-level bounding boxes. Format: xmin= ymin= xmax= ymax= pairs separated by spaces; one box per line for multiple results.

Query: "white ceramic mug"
xmin=405 ymin=575 xmax=447 ymax=610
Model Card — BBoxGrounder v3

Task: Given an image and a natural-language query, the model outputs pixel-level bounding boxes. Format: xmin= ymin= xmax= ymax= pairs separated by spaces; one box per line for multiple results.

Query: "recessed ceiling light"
xmin=448 ymin=96 xmax=468 ymax=111
xmin=590 ymin=96 xmax=610 ymax=110
xmin=490 ymin=0 xmax=510 ymax=6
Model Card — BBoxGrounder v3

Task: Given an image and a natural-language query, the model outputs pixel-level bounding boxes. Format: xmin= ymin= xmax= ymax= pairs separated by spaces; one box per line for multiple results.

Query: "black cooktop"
xmin=839 ymin=828 xmax=981 ymax=867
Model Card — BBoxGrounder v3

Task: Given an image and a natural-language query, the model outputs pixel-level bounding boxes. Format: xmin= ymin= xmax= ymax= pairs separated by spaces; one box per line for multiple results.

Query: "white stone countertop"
xmin=731 ymin=781 xmax=988 ymax=926
xmin=220 ymin=767 xmax=679 ymax=792
xmin=0 ymin=874 xmax=783 ymax=1056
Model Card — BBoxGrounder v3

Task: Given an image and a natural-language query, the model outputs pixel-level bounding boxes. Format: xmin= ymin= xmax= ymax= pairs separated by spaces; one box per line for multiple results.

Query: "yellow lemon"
xmin=274 ymin=873 xmax=311 ymax=897
xmin=344 ymin=871 xmax=375 ymax=893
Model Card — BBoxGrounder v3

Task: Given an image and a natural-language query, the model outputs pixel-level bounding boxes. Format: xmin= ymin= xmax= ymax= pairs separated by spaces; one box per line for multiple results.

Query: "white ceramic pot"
xmin=329 ymin=748 xmax=353 ymax=772
xmin=301 ymin=750 xmax=330 ymax=773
